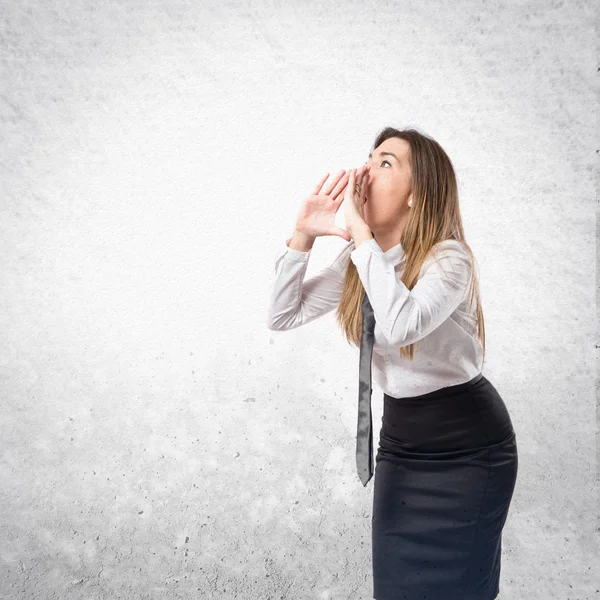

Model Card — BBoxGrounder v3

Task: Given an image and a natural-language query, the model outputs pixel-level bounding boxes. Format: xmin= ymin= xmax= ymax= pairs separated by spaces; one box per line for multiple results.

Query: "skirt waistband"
xmin=383 ymin=372 xmax=484 ymax=403
xmin=379 ymin=372 xmax=516 ymax=452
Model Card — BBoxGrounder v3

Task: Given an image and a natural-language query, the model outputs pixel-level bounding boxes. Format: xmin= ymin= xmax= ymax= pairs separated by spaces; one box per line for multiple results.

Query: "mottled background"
xmin=0 ymin=1 xmax=597 ymax=598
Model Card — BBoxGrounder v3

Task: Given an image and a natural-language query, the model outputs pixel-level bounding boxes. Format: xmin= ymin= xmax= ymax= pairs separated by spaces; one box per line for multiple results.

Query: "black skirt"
xmin=372 ymin=372 xmax=518 ymax=600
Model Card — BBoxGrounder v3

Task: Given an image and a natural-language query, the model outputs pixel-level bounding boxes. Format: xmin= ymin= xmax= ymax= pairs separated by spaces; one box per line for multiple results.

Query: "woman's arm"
xmin=266 ymin=239 xmax=354 ymax=331
xmin=350 ymin=239 xmax=471 ymax=347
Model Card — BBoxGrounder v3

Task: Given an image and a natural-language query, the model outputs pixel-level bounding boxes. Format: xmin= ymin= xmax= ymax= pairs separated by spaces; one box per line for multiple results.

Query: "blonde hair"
xmin=335 ymin=126 xmax=485 ymax=367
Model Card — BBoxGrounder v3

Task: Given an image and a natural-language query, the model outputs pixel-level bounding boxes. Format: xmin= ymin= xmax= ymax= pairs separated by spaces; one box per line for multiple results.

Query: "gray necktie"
xmin=356 ymin=291 xmax=376 ymax=486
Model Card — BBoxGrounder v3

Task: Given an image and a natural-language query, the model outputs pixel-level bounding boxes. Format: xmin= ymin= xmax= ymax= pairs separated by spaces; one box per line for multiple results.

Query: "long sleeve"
xmin=266 ymin=239 xmax=355 ymax=330
xmin=350 ymin=238 xmax=472 ymax=347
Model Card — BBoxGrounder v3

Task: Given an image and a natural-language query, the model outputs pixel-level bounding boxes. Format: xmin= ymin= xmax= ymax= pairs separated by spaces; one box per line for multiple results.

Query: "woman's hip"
xmin=379 ymin=374 xmax=516 ymax=455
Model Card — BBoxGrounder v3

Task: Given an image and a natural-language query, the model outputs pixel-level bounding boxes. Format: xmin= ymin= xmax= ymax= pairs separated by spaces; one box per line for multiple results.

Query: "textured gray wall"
xmin=1 ymin=1 xmax=597 ymax=599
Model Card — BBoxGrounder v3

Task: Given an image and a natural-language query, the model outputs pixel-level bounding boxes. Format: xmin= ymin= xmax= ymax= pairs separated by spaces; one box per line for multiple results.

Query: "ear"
xmin=407 ymin=191 xmax=413 ymax=208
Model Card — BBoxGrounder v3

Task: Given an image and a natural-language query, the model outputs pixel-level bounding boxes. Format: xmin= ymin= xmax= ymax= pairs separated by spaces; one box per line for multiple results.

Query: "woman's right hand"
xmin=294 ymin=170 xmax=352 ymax=242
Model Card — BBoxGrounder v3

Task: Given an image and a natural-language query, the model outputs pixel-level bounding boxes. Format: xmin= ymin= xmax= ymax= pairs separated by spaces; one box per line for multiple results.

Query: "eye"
xmin=381 ymin=160 xmax=391 ymax=167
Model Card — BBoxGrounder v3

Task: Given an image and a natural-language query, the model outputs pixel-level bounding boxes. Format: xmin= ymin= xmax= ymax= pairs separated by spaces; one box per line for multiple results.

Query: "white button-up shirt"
xmin=267 ymin=236 xmax=483 ymax=398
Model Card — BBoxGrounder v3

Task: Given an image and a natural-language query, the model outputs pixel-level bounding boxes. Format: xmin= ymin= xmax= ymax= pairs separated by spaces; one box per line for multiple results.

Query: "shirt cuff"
xmin=349 ymin=237 xmax=385 ymax=264
xmin=283 ymin=238 xmax=311 ymax=262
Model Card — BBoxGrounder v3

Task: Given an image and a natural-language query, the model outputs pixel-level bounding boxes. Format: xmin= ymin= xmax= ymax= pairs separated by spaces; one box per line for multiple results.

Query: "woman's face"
xmin=364 ymin=137 xmax=413 ymax=231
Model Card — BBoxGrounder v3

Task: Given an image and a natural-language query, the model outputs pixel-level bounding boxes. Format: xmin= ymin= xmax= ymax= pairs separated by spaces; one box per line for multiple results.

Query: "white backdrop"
xmin=0 ymin=1 xmax=596 ymax=598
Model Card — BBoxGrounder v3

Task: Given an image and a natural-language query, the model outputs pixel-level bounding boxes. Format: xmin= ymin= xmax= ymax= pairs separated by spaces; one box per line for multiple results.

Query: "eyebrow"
xmin=368 ymin=151 xmax=400 ymax=162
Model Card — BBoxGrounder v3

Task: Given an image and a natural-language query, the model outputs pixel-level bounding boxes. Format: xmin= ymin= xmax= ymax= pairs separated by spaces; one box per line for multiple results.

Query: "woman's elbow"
xmin=266 ymin=312 xmax=296 ymax=331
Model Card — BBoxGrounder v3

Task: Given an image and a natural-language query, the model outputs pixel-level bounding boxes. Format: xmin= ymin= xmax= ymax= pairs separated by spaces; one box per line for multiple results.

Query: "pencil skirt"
xmin=372 ymin=372 xmax=518 ymax=600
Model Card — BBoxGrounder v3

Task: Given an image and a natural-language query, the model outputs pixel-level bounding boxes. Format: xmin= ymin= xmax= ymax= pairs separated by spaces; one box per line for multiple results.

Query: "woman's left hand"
xmin=343 ymin=165 xmax=370 ymax=236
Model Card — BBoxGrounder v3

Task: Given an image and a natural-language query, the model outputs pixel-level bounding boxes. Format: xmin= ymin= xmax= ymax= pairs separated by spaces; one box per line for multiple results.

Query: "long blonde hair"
xmin=335 ymin=126 xmax=485 ymax=367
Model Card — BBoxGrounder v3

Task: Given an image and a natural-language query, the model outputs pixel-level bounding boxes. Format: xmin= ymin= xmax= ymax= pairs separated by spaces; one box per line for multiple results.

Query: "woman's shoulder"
xmin=432 ymin=238 xmax=467 ymax=251
xmin=430 ymin=238 xmax=470 ymax=259
xmin=421 ymin=239 xmax=471 ymax=274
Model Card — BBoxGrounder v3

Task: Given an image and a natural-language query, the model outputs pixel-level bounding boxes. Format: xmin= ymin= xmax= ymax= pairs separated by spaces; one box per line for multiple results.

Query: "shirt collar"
xmin=383 ymin=241 xmax=404 ymax=265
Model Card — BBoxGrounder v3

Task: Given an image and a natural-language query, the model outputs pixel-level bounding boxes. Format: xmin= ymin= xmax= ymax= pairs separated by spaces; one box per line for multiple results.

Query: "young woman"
xmin=267 ymin=126 xmax=518 ymax=600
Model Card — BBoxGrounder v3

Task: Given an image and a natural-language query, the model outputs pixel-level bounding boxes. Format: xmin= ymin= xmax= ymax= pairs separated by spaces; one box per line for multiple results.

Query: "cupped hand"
xmin=343 ymin=166 xmax=369 ymax=237
xmin=294 ymin=170 xmax=353 ymax=241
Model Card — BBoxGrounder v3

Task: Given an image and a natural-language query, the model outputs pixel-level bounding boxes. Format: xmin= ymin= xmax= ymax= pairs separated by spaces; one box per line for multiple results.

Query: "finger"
xmin=360 ymin=167 xmax=369 ymax=191
xmin=322 ymin=169 xmax=347 ymax=196
xmin=330 ymin=172 xmax=350 ymax=201
xmin=333 ymin=180 xmax=348 ymax=203
xmin=360 ymin=168 xmax=368 ymax=188
xmin=336 ymin=170 xmax=354 ymax=204
xmin=325 ymin=225 xmax=351 ymax=241
xmin=347 ymin=169 xmax=356 ymax=201
xmin=355 ymin=169 xmax=363 ymax=200
xmin=354 ymin=169 xmax=364 ymax=197
xmin=313 ymin=172 xmax=332 ymax=196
